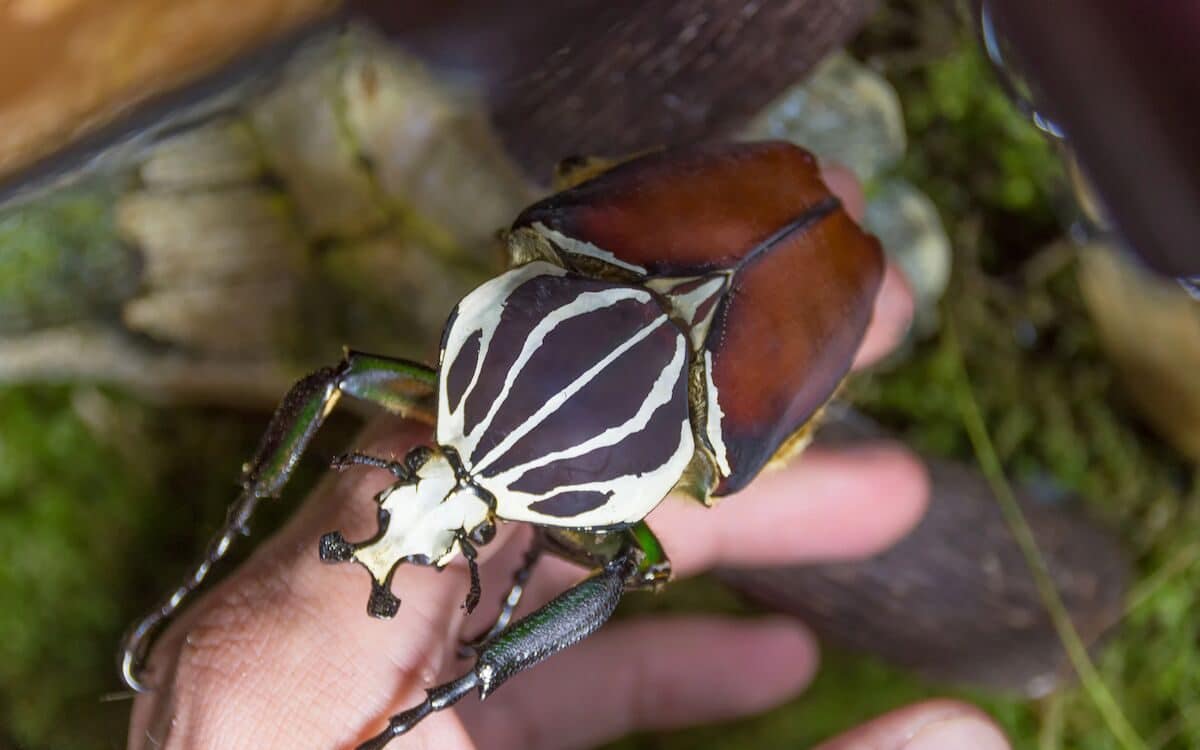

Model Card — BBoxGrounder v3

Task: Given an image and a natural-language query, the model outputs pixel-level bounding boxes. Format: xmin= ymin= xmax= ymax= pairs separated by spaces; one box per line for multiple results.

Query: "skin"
xmin=127 ymin=168 xmax=1011 ymax=750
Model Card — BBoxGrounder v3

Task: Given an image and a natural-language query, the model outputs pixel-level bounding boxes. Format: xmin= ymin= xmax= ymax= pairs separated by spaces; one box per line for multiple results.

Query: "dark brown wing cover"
xmin=515 ymin=141 xmax=844 ymax=275
xmin=517 ymin=142 xmax=883 ymax=495
xmin=708 ymin=208 xmax=882 ymax=494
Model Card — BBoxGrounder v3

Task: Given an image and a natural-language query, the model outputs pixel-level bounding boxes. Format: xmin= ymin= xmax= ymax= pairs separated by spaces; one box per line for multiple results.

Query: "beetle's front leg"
xmin=118 ymin=350 xmax=437 ymax=692
xmin=455 ymin=531 xmax=484 ymax=614
xmin=356 ymin=551 xmax=637 ymax=750
xmin=459 ymin=535 xmax=545 ymax=656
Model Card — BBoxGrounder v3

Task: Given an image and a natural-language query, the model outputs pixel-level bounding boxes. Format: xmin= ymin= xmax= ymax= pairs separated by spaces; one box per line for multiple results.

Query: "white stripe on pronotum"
xmin=437 ymin=261 xmax=696 ymax=527
xmin=485 ymin=332 xmax=689 ymax=487
xmin=645 ymin=274 xmax=729 ymax=351
xmin=438 ymin=262 xmax=565 ymax=452
xmin=459 ymin=287 xmax=652 ymax=461
xmin=472 ymin=314 xmax=670 ymax=473
xmin=493 ymin=419 xmax=694 ymax=527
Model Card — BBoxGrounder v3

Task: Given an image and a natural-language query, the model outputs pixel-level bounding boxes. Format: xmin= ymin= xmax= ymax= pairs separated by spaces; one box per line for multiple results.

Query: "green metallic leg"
xmin=542 ymin=521 xmax=672 ymax=589
xmin=356 ymin=522 xmax=670 ymax=749
xmin=462 ymin=520 xmax=670 ymax=655
xmin=117 ymin=350 xmax=437 ymax=692
xmin=624 ymin=520 xmax=672 ymax=588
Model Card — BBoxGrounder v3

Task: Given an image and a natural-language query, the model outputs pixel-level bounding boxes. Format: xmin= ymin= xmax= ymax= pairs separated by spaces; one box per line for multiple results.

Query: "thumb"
xmin=814 ymin=700 xmax=1010 ymax=750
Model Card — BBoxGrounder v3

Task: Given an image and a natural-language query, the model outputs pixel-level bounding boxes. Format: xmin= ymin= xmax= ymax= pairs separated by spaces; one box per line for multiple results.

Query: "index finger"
xmin=855 ymin=263 xmax=914 ymax=369
xmin=647 ymin=441 xmax=929 ymax=579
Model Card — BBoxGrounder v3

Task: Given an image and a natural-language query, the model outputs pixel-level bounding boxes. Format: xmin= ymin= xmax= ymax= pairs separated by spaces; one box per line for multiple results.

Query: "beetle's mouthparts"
xmin=319 ymin=448 xmax=494 ymax=618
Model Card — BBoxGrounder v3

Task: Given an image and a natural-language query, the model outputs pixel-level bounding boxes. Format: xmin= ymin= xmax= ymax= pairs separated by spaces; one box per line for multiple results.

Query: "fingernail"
xmin=902 ymin=715 xmax=1009 ymax=750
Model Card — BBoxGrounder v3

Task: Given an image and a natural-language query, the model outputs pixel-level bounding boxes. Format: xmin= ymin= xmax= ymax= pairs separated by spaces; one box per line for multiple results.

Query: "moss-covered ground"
xmin=2 ymin=3 xmax=1196 ymax=748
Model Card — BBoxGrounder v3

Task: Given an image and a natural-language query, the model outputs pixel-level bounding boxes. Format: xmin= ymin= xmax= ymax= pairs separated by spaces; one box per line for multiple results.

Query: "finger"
xmin=854 ymin=261 xmax=914 ymax=369
xmin=458 ymin=616 xmax=818 ymax=750
xmin=649 ymin=441 xmax=930 ymax=578
xmin=479 ymin=441 xmax=929 ymax=630
xmin=814 ymin=700 xmax=1011 ymax=750
xmin=820 ymin=163 xmax=916 ymax=369
xmin=821 ymin=163 xmax=867 ymax=221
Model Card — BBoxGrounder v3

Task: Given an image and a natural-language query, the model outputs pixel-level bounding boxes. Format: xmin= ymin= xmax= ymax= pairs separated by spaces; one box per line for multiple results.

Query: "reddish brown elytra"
xmin=513 ymin=141 xmax=885 ymax=494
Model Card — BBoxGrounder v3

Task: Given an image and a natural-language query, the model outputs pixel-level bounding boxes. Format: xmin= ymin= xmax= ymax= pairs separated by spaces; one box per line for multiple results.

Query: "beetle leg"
xmin=624 ymin=520 xmax=672 ymax=588
xmin=355 ymin=551 xmax=638 ymax=750
xmin=455 ymin=532 xmax=483 ymax=614
xmin=457 ymin=519 xmax=670 ymax=662
xmin=330 ymin=451 xmax=413 ymax=479
xmin=117 ymin=350 xmax=437 ymax=693
xmin=541 ymin=521 xmax=672 ymax=589
xmin=458 ymin=535 xmax=544 ymax=656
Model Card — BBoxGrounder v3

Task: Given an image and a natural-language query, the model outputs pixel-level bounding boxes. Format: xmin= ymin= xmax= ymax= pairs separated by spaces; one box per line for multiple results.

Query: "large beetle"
xmin=119 ymin=140 xmax=883 ymax=749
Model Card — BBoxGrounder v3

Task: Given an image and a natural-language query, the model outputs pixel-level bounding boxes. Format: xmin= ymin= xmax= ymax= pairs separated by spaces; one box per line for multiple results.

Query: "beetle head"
xmin=319 ymin=448 xmax=495 ymax=618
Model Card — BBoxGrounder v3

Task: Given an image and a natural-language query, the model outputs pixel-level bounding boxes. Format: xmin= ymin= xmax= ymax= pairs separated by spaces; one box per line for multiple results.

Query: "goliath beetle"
xmin=119 ymin=140 xmax=883 ymax=749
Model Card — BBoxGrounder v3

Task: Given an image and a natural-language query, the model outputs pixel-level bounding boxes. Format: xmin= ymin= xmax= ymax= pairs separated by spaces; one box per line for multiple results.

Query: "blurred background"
xmin=1 ymin=1 xmax=1197 ymax=748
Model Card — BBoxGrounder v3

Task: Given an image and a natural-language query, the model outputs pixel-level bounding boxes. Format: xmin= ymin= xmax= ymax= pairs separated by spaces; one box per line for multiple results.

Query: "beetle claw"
xmin=463 ymin=588 xmax=480 ymax=615
xmin=367 ymin=580 xmax=401 ymax=619
xmin=318 ymin=531 xmax=354 ymax=562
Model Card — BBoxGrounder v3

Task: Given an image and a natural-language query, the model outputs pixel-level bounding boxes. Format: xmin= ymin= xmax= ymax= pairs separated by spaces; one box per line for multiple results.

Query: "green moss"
xmin=0 ymin=386 xmax=341 ymax=748
xmin=855 ymin=0 xmax=1065 ymax=271
xmin=903 ymin=45 xmax=1058 ymax=212
xmin=0 ymin=386 xmax=146 ymax=745
xmin=0 ymin=185 xmax=139 ymax=332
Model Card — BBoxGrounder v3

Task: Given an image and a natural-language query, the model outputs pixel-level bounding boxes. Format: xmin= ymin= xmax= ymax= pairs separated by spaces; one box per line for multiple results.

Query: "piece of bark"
xmin=382 ymin=0 xmax=877 ymax=179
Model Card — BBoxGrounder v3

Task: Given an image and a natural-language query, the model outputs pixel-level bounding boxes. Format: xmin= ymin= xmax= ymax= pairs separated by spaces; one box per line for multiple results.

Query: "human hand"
xmin=127 ymin=168 xmax=1010 ymax=750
